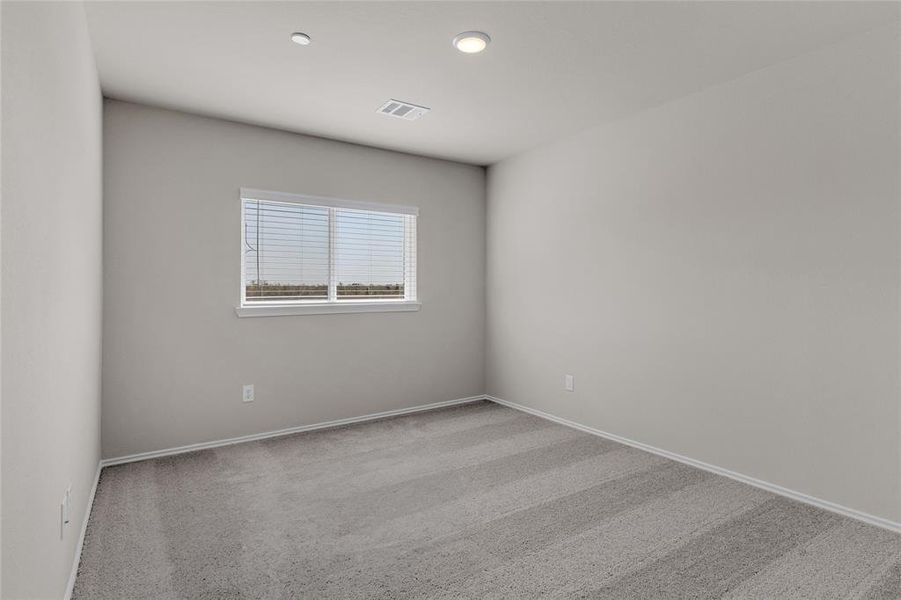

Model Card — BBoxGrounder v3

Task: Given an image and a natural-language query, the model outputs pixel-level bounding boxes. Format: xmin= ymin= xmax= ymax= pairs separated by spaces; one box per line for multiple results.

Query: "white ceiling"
xmin=84 ymin=1 xmax=899 ymax=165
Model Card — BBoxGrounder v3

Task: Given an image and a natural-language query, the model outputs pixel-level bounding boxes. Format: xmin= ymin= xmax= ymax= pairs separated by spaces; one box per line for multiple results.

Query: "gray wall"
xmin=1 ymin=2 xmax=103 ymax=598
xmin=486 ymin=25 xmax=901 ymax=522
xmin=102 ymin=101 xmax=485 ymax=459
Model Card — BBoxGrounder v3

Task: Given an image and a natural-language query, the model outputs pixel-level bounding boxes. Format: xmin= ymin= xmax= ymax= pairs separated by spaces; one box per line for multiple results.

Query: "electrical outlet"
xmin=564 ymin=374 xmax=574 ymax=392
xmin=64 ymin=486 xmax=71 ymax=524
xmin=60 ymin=484 xmax=72 ymax=539
xmin=242 ymin=384 xmax=255 ymax=403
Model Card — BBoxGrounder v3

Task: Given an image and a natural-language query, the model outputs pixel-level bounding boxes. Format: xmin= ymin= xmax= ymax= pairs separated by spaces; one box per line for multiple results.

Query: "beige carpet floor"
xmin=73 ymin=400 xmax=901 ymax=599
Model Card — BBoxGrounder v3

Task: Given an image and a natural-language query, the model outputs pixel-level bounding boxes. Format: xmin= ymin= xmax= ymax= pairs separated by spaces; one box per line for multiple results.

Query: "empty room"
xmin=2 ymin=1 xmax=901 ymax=598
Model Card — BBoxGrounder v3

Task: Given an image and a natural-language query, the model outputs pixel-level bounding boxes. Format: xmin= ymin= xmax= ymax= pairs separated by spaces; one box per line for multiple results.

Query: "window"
xmin=237 ymin=188 xmax=418 ymax=317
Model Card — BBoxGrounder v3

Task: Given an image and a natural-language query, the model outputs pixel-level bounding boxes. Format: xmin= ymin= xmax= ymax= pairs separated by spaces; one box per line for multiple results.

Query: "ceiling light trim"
xmin=453 ymin=31 xmax=491 ymax=54
xmin=290 ymin=32 xmax=312 ymax=46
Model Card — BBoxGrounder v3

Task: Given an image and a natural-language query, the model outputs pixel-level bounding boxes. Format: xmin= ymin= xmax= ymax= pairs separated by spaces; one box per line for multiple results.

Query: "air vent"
xmin=378 ymin=99 xmax=430 ymax=121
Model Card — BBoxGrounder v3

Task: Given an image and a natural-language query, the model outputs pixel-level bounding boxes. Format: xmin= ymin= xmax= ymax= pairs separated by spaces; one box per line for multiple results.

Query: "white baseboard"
xmin=63 ymin=461 xmax=102 ymax=600
xmin=101 ymin=395 xmax=486 ymax=468
xmin=486 ymin=395 xmax=901 ymax=535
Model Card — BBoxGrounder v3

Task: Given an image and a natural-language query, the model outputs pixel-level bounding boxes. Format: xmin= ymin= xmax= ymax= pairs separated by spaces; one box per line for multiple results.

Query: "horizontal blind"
xmin=242 ymin=196 xmax=417 ymax=305
xmin=243 ymin=200 xmax=330 ymax=302
xmin=335 ymin=208 xmax=413 ymax=300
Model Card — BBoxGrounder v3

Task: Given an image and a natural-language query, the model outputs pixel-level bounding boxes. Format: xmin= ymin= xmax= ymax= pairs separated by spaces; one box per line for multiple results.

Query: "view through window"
xmin=241 ymin=193 xmax=417 ymax=305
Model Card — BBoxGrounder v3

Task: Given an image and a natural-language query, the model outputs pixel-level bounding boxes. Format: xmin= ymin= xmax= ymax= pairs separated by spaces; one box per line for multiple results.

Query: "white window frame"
xmin=235 ymin=188 xmax=420 ymax=317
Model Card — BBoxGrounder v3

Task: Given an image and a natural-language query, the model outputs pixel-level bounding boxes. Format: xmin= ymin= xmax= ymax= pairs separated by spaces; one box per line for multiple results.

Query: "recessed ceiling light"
xmin=452 ymin=31 xmax=490 ymax=54
xmin=290 ymin=32 xmax=312 ymax=46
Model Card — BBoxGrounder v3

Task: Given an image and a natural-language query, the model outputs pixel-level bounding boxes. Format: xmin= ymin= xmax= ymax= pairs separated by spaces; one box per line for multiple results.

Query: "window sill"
xmin=235 ymin=301 xmax=421 ymax=318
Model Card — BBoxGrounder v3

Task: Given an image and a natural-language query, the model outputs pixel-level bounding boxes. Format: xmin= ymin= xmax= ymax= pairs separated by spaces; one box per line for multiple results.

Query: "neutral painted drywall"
xmin=1 ymin=2 xmax=103 ymax=598
xmin=102 ymin=101 xmax=485 ymax=459
xmin=487 ymin=24 xmax=901 ymax=523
